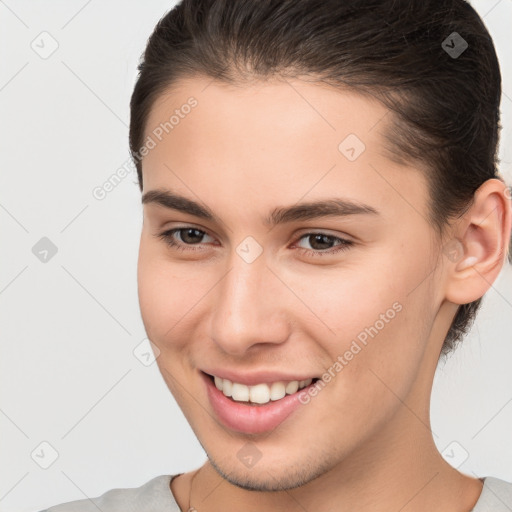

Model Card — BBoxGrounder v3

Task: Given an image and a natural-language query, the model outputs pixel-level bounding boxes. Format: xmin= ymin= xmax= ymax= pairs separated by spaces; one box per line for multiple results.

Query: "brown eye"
xmin=157 ymin=227 xmax=214 ymax=251
xmin=295 ymin=232 xmax=353 ymax=257
xmin=177 ymin=228 xmax=206 ymax=244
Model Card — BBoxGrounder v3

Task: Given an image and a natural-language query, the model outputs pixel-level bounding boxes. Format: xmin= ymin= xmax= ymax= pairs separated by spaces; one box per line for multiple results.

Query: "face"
xmin=137 ymin=75 xmax=446 ymax=491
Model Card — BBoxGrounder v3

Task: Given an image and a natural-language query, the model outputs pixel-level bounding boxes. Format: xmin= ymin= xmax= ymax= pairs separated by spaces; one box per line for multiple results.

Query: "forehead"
xmin=141 ymin=75 xmax=429 ymax=223
xmin=144 ymin=75 xmax=390 ymax=154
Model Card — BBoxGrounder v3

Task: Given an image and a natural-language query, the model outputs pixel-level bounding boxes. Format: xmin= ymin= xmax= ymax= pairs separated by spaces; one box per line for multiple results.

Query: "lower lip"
xmin=202 ymin=372 xmax=315 ymax=434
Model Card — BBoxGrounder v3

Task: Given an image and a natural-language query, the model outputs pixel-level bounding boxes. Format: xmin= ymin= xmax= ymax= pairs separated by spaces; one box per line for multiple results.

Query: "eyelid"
xmin=293 ymin=227 xmax=354 ymax=242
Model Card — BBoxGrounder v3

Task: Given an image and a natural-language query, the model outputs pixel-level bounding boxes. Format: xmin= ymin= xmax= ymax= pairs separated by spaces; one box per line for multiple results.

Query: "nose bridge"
xmin=210 ymin=248 xmax=289 ymax=354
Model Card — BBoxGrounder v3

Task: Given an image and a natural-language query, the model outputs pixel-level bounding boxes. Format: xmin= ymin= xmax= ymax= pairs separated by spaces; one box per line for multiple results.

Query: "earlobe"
xmin=444 ymin=178 xmax=512 ymax=305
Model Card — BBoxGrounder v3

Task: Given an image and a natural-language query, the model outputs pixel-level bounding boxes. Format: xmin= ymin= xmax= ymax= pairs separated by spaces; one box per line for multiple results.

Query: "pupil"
xmin=311 ymin=234 xmax=332 ymax=250
xmin=183 ymin=228 xmax=202 ymax=243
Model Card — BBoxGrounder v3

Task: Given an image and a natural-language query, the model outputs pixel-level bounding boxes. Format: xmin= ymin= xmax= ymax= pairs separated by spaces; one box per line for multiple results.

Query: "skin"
xmin=137 ymin=75 xmax=512 ymax=512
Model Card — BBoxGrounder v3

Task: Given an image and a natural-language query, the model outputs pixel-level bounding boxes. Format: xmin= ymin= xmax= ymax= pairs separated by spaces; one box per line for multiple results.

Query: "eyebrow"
xmin=141 ymin=188 xmax=380 ymax=227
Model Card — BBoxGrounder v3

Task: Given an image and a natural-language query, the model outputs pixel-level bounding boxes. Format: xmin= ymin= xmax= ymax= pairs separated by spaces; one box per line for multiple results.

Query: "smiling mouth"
xmin=204 ymin=372 xmax=320 ymax=406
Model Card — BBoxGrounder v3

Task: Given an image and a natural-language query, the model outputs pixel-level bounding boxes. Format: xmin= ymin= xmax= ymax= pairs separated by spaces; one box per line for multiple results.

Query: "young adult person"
xmin=39 ymin=0 xmax=512 ymax=510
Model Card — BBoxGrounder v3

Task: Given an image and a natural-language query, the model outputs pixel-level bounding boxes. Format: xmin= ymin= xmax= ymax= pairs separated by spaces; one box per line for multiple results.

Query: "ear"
xmin=444 ymin=178 xmax=512 ymax=305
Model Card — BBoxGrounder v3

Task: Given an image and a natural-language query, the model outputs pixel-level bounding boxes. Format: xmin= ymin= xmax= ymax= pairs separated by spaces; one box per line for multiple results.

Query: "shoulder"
xmin=35 ymin=474 xmax=181 ymax=512
xmin=473 ymin=476 xmax=512 ymax=511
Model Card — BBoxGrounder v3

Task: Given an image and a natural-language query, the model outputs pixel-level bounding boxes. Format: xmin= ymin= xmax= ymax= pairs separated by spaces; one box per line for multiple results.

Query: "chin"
xmin=207 ymin=452 xmax=333 ymax=492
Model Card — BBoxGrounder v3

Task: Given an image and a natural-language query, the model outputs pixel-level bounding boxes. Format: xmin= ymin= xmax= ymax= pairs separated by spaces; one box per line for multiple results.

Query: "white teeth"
xmin=213 ymin=375 xmax=313 ymax=404
xmin=249 ymin=383 xmax=270 ymax=404
xmin=231 ymin=382 xmax=250 ymax=401
xmin=269 ymin=381 xmax=286 ymax=400
xmin=285 ymin=380 xmax=299 ymax=394
xmin=222 ymin=379 xmax=232 ymax=397
xmin=214 ymin=376 xmax=223 ymax=391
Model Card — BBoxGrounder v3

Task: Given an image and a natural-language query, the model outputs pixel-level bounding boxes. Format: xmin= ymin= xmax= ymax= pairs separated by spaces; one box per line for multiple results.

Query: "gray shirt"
xmin=37 ymin=474 xmax=512 ymax=511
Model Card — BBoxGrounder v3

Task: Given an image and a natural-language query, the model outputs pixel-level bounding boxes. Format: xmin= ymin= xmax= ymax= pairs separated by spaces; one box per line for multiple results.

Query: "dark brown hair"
xmin=129 ymin=0 xmax=511 ymax=356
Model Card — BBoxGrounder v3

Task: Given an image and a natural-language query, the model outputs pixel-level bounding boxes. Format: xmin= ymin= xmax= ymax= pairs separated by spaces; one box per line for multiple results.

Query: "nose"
xmin=210 ymin=250 xmax=291 ymax=356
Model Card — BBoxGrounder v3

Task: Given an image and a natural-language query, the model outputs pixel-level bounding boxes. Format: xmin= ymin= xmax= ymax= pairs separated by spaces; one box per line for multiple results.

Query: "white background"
xmin=1 ymin=1 xmax=511 ymax=511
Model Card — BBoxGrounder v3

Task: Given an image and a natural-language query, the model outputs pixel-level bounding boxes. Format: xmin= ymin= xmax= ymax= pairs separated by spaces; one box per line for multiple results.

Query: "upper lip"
xmin=201 ymin=368 xmax=318 ymax=386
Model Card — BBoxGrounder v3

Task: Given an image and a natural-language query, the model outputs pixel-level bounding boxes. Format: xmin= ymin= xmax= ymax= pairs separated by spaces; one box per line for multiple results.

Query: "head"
xmin=131 ymin=0 xmax=512 ymax=491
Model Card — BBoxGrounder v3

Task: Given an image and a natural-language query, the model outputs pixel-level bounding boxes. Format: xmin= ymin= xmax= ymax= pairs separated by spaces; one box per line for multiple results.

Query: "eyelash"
xmin=156 ymin=227 xmax=354 ymax=257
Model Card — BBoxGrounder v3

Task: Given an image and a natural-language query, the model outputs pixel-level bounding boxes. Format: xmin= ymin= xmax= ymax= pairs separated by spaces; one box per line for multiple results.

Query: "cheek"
xmin=285 ymin=255 xmax=406 ymax=346
xmin=305 ymin=300 xmax=431 ymax=444
xmin=137 ymin=238 xmax=221 ymax=362
xmin=137 ymin=240 xmax=192 ymax=347
xmin=307 ymin=248 xmax=434 ymax=400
